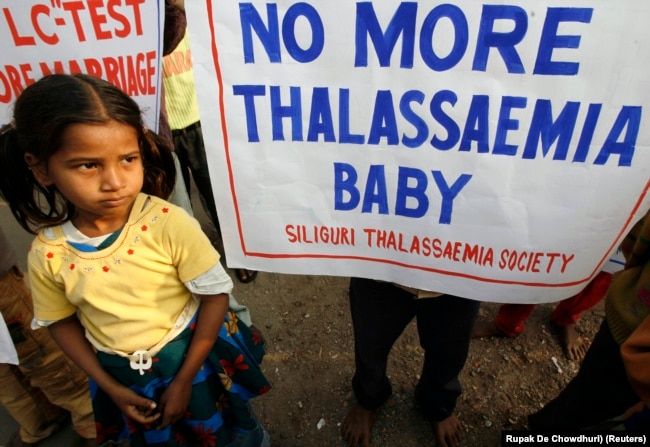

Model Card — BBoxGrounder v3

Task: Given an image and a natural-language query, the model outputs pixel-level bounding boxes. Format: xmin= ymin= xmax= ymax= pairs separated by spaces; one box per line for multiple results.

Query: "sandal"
xmin=235 ymin=269 xmax=258 ymax=284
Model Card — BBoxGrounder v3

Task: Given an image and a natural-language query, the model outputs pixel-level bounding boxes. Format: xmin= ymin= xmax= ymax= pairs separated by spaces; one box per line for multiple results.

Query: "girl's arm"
xmin=157 ymin=292 xmax=229 ymax=428
xmin=47 ymin=314 xmax=161 ymax=424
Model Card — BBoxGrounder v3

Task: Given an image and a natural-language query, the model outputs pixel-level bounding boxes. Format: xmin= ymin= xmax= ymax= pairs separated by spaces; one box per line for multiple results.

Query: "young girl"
xmin=0 ymin=74 xmax=271 ymax=447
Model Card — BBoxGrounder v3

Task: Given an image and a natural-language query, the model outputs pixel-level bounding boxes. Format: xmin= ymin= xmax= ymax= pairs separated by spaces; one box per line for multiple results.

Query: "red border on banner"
xmin=205 ymin=0 xmax=649 ymax=288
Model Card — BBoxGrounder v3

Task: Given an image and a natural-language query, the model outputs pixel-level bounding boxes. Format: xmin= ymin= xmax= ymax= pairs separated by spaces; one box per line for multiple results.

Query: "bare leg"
xmin=471 ymin=317 xmax=507 ymax=338
xmin=342 ymin=403 xmax=377 ymax=447
xmin=431 ymin=414 xmax=463 ymax=447
xmin=556 ymin=323 xmax=589 ymax=361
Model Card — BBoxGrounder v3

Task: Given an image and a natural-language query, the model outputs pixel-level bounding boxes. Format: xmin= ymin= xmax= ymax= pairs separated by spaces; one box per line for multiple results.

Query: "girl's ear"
xmin=24 ymin=153 xmax=54 ymax=186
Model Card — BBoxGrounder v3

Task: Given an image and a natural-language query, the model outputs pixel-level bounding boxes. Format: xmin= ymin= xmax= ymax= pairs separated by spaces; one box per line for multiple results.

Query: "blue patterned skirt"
xmin=90 ymin=311 xmax=270 ymax=446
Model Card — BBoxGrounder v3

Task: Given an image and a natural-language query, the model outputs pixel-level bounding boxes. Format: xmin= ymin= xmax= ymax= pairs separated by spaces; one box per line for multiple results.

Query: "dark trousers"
xmin=528 ymin=320 xmax=640 ymax=430
xmin=349 ymin=277 xmax=480 ymax=421
xmin=172 ymin=121 xmax=220 ymax=229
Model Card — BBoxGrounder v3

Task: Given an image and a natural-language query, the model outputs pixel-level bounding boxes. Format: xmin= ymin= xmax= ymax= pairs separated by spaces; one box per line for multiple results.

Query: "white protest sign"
xmin=190 ymin=1 xmax=649 ymax=303
xmin=0 ymin=0 xmax=163 ymax=130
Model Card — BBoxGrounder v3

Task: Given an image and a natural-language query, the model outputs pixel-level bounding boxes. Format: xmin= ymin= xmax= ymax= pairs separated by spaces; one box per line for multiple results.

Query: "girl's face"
xmin=32 ymin=120 xmax=144 ymax=235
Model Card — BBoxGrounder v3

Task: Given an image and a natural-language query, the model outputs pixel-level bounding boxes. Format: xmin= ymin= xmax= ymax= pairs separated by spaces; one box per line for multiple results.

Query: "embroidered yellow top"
xmin=28 ymin=194 xmax=219 ymax=353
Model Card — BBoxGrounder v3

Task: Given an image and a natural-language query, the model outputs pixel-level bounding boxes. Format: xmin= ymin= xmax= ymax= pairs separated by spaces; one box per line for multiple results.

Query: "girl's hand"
xmin=109 ymin=385 xmax=160 ymax=425
xmin=46 ymin=316 xmax=160 ymax=425
xmin=157 ymin=377 xmax=192 ymax=429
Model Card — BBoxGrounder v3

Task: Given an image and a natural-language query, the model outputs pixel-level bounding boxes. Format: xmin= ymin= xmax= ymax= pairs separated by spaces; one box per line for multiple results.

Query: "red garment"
xmin=495 ymin=271 xmax=612 ymax=337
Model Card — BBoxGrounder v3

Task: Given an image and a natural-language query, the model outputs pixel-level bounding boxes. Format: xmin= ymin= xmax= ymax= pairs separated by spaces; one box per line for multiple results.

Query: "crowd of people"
xmin=0 ymin=1 xmax=648 ymax=447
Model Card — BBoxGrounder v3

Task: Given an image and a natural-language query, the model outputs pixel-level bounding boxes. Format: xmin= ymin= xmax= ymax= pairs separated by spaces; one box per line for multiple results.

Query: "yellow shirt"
xmin=162 ymin=29 xmax=201 ymax=130
xmin=28 ymin=194 xmax=219 ymax=353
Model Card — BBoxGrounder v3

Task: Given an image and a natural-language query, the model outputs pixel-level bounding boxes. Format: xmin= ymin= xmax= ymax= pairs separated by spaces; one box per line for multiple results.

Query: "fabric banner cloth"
xmin=186 ymin=1 xmax=650 ymax=303
xmin=0 ymin=0 xmax=164 ymax=130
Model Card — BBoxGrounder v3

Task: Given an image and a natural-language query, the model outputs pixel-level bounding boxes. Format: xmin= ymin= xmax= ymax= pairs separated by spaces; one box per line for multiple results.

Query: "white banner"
xmin=172 ymin=2 xmax=650 ymax=301
xmin=0 ymin=0 xmax=164 ymax=130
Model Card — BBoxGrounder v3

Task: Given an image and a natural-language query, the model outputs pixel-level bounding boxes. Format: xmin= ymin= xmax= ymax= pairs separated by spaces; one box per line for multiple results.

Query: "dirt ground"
xmin=0 ymin=195 xmax=606 ymax=447
xmin=208 ymin=219 xmax=606 ymax=447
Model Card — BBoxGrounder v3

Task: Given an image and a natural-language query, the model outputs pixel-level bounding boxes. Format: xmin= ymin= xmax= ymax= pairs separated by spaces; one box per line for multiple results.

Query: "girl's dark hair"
xmin=0 ymin=74 xmax=176 ymax=234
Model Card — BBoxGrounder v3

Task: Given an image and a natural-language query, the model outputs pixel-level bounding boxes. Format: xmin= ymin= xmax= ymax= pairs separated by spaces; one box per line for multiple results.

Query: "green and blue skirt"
xmin=90 ymin=311 xmax=270 ymax=447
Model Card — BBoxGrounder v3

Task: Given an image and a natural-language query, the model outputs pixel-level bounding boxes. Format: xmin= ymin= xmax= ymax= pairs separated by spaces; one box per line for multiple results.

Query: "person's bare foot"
xmin=431 ymin=414 xmax=463 ymax=447
xmin=235 ymin=268 xmax=258 ymax=284
xmin=471 ymin=318 xmax=507 ymax=338
xmin=556 ymin=323 xmax=588 ymax=361
xmin=342 ymin=403 xmax=376 ymax=447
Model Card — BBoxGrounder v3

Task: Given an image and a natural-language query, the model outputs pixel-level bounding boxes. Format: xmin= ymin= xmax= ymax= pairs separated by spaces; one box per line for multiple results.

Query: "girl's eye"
xmin=78 ymin=163 xmax=96 ymax=170
xmin=123 ymin=155 xmax=139 ymax=164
